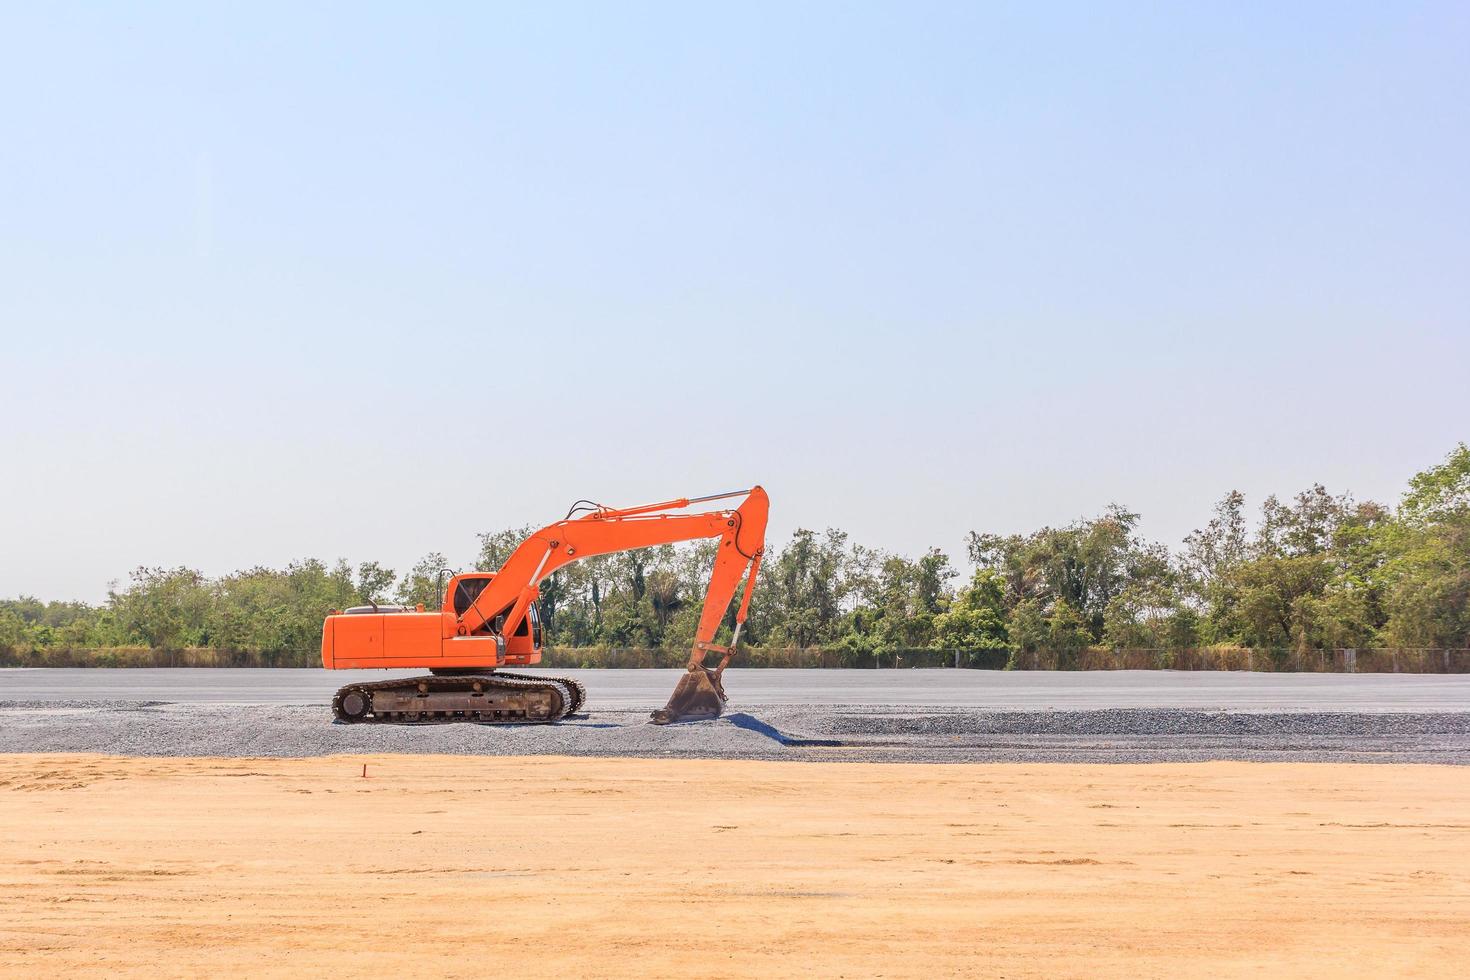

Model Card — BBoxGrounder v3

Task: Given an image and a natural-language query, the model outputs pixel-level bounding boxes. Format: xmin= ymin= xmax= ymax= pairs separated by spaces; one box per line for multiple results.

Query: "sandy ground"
xmin=1 ymin=756 xmax=1467 ymax=978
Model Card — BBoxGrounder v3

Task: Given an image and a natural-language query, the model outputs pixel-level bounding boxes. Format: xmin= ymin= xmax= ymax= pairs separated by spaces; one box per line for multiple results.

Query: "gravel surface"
xmin=3 ymin=701 xmax=1467 ymax=763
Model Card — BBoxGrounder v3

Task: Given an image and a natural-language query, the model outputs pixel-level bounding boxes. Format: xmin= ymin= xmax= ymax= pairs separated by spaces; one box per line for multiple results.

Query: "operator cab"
xmin=444 ymin=573 xmax=542 ymax=659
xmin=450 ymin=575 xmax=491 ymax=617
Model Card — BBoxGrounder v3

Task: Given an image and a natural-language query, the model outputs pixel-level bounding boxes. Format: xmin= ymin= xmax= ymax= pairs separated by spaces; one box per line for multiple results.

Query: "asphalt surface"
xmin=4 ymin=667 xmax=1469 ymax=711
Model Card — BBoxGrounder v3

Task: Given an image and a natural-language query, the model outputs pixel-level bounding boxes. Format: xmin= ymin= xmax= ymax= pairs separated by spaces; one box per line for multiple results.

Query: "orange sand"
xmin=1 ymin=755 xmax=1467 ymax=977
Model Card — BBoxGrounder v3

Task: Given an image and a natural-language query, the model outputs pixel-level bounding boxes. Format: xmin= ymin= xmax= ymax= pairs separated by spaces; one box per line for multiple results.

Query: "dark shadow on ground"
xmin=724 ymin=712 xmax=844 ymax=747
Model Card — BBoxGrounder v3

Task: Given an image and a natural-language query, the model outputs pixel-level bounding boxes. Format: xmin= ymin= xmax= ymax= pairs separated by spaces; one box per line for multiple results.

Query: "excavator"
xmin=321 ymin=486 xmax=768 ymax=725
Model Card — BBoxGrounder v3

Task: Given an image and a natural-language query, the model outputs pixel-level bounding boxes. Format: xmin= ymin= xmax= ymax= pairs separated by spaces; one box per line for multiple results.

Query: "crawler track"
xmin=331 ymin=671 xmax=586 ymax=724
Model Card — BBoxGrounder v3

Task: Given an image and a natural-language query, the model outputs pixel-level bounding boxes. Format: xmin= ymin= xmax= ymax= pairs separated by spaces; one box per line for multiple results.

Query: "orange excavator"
xmin=321 ymin=486 xmax=768 ymax=725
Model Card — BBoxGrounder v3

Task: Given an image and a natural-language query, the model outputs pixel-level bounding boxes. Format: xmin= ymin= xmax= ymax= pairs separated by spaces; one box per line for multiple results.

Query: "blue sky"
xmin=2 ymin=2 xmax=1466 ymax=601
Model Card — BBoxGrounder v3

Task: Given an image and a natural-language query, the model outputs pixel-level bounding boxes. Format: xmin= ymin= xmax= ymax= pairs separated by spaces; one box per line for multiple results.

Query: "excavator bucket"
xmin=650 ymin=665 xmax=728 ymax=724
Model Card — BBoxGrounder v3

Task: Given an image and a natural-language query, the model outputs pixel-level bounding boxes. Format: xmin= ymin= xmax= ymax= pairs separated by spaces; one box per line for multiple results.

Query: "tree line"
xmin=4 ymin=444 xmax=1467 ymax=661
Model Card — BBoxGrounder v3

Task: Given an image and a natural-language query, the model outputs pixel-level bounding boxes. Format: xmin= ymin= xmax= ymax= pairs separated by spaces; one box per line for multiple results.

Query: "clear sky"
xmin=2 ymin=2 xmax=1466 ymax=602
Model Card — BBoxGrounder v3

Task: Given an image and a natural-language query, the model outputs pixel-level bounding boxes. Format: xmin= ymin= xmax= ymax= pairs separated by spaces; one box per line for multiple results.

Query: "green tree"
xmin=109 ymin=567 xmax=211 ymax=649
xmin=932 ymin=570 xmax=1009 ymax=650
xmin=206 ymin=559 xmax=359 ymax=657
xmin=756 ymin=529 xmax=854 ymax=648
xmin=354 ymin=562 xmax=397 ymax=607
xmin=1102 ymin=543 xmax=1196 ymax=648
xmin=397 ymin=552 xmax=449 ymax=610
xmin=1380 ymin=444 xmax=1470 ymax=646
xmin=1007 ymin=598 xmax=1047 ymax=653
xmin=0 ymin=597 xmax=113 ymax=649
xmin=968 ymin=504 xmax=1145 ymax=642
xmin=477 ymin=525 xmax=534 ymax=571
xmin=1047 ymin=598 xmax=1092 ymax=659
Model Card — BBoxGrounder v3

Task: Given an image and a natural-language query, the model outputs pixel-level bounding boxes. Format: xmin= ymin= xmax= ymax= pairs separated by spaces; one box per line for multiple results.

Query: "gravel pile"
xmin=2 ymin=701 xmax=1468 ymax=763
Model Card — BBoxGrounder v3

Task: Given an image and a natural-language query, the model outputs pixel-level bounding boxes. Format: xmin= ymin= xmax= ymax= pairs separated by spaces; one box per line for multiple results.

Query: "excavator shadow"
xmin=723 ymin=712 xmax=844 ymax=748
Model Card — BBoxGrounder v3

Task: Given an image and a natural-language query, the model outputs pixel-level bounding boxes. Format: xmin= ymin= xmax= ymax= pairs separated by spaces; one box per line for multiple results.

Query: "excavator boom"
xmin=321 ymin=486 xmax=768 ymax=725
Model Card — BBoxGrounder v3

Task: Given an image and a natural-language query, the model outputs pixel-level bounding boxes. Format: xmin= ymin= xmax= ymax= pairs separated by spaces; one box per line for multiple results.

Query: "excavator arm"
xmin=459 ymin=486 xmax=769 ymax=723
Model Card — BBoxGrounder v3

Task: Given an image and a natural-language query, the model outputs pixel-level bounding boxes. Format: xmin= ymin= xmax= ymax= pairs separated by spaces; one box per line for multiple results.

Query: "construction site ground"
xmin=2 ymin=670 xmax=1467 ymax=975
xmin=2 ymin=754 xmax=1467 ymax=977
xmin=3 ymin=668 xmax=1469 ymax=763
